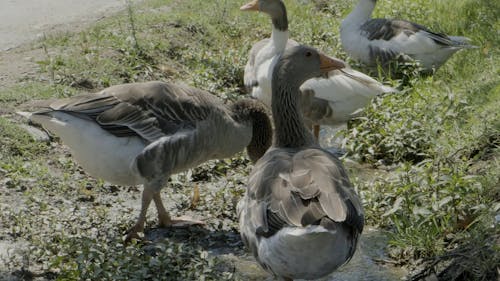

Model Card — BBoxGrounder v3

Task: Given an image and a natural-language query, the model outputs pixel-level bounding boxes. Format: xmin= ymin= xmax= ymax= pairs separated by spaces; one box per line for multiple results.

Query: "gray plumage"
xmin=361 ymin=18 xmax=473 ymax=47
xmin=243 ymin=0 xmax=396 ymax=140
xmin=244 ymin=38 xmax=270 ymax=92
xmin=341 ymin=0 xmax=477 ymax=72
xmin=242 ymin=0 xmax=299 ymax=95
xmin=19 ymin=81 xmax=272 ymax=241
xmin=238 ymin=46 xmax=364 ymax=280
xmin=244 ymin=37 xmax=299 ymax=93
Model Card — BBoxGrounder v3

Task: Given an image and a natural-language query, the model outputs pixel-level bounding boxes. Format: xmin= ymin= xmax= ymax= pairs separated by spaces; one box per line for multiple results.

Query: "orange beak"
xmin=319 ymin=53 xmax=345 ymax=73
xmin=240 ymin=0 xmax=259 ymax=11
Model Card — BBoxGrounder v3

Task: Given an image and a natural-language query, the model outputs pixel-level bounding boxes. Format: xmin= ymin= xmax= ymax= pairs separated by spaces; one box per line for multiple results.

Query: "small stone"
xmin=19 ymin=124 xmax=50 ymax=142
xmin=1 ymin=177 xmax=15 ymax=189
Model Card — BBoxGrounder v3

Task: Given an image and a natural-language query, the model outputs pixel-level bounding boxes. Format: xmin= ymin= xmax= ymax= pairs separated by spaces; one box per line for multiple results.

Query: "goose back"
xmin=239 ymin=148 xmax=364 ymax=278
xmin=244 ymin=0 xmax=396 ymax=129
xmin=26 ymin=81 xmax=259 ymax=186
xmin=341 ymin=0 xmax=476 ymax=70
xmin=239 ymin=46 xmax=363 ymax=280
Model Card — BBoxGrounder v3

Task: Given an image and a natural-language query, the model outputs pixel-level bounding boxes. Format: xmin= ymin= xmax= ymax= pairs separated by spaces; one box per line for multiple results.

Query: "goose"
xmin=18 ymin=81 xmax=272 ymax=242
xmin=238 ymin=45 xmax=364 ymax=280
xmin=340 ymin=0 xmax=477 ymax=73
xmin=241 ymin=0 xmax=395 ymax=139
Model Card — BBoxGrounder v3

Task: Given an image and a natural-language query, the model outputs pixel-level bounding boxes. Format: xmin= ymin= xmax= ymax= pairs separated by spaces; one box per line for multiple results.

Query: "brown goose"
xmin=238 ymin=46 xmax=364 ymax=280
xmin=242 ymin=0 xmax=396 ymax=140
xmin=340 ymin=0 xmax=477 ymax=72
xmin=18 ymin=81 xmax=272 ymax=241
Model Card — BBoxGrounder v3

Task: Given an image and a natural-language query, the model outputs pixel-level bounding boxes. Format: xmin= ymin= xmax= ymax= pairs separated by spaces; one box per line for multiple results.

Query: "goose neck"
xmin=231 ymin=99 xmax=272 ymax=162
xmin=271 ymin=71 xmax=314 ymax=148
xmin=345 ymin=0 xmax=376 ymax=26
xmin=270 ymin=1 xmax=288 ymax=32
xmin=269 ymin=1 xmax=289 ymax=51
xmin=270 ymin=27 xmax=289 ymax=52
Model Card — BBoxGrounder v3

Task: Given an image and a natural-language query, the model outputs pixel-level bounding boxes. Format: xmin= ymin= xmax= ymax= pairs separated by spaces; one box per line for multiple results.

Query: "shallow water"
xmin=324 ymin=228 xmax=407 ymax=281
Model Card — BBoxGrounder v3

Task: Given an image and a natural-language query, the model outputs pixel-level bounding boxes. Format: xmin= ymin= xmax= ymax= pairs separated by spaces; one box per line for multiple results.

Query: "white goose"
xmin=242 ymin=0 xmax=395 ymax=138
xmin=18 ymin=81 xmax=272 ymax=242
xmin=340 ymin=0 xmax=476 ymax=72
xmin=238 ymin=45 xmax=364 ymax=280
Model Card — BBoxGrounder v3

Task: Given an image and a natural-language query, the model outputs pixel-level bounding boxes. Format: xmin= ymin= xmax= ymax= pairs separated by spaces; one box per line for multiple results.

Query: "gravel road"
xmin=0 ymin=0 xmax=141 ymax=89
xmin=0 ymin=0 xmax=137 ymax=51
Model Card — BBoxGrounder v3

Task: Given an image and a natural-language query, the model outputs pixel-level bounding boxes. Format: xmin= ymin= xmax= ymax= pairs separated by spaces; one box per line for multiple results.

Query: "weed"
xmin=0 ymin=0 xmax=498 ymax=279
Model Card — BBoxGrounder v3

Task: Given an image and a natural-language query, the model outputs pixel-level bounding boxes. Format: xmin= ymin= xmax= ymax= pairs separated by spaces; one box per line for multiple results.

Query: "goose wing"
xmin=244 ymin=39 xmax=270 ymax=92
xmin=300 ymin=68 xmax=396 ymax=124
xmin=359 ymin=18 xmax=461 ymax=64
xmin=245 ymin=39 xmax=300 ymax=94
xmin=36 ymin=81 xmax=224 ymax=142
xmin=361 ymin=18 xmax=453 ymax=45
xmin=246 ymin=148 xmax=364 ymax=237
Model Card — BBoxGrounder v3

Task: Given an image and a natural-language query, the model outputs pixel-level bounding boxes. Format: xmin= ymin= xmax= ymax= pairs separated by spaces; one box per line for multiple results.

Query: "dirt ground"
xmin=0 ymin=0 xmax=142 ymax=89
xmin=0 ymin=2 xmax=411 ymax=280
xmin=0 ymin=0 xmax=143 ymax=52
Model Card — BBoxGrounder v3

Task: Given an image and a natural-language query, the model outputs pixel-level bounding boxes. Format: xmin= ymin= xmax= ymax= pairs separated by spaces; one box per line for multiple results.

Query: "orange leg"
xmin=125 ymin=185 xmax=205 ymax=243
xmin=313 ymin=124 xmax=320 ymax=141
xmin=190 ymin=184 xmax=200 ymax=209
xmin=153 ymin=191 xmax=172 ymax=227
xmin=125 ymin=187 xmax=155 ymax=242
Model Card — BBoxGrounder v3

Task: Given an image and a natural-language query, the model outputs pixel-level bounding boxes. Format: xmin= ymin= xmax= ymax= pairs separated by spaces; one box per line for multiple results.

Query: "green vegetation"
xmin=0 ymin=0 xmax=498 ymax=280
xmin=340 ymin=1 xmax=499 ymax=279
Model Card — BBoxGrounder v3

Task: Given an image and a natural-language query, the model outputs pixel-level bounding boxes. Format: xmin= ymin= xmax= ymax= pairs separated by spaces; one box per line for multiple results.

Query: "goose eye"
xmin=305 ymin=51 xmax=312 ymax=57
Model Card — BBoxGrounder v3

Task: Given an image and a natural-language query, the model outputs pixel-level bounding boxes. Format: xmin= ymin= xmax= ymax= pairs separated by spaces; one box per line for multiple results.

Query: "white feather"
xmin=257 ymin=225 xmax=352 ymax=280
xmin=301 ymin=68 xmax=396 ymax=124
xmin=341 ymin=0 xmax=476 ymax=71
xmin=26 ymin=112 xmax=145 ymax=186
xmin=247 ymin=24 xmax=395 ymax=126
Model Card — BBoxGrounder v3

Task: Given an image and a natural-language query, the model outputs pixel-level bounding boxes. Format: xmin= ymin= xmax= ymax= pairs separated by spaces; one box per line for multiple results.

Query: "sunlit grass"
xmin=0 ymin=0 xmax=498 ymax=280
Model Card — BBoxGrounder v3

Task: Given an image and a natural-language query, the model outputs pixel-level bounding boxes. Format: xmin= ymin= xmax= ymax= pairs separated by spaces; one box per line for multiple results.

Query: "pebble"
xmin=19 ymin=124 xmax=50 ymax=142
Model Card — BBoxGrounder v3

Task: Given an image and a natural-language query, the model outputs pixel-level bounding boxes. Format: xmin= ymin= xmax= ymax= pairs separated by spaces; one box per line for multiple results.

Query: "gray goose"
xmin=340 ymin=0 xmax=476 ymax=72
xmin=18 ymin=81 xmax=272 ymax=241
xmin=242 ymin=0 xmax=396 ymax=140
xmin=238 ymin=46 xmax=364 ymax=280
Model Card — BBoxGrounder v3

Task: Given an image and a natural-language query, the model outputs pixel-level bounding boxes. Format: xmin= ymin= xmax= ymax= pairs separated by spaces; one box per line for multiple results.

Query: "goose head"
xmin=273 ymin=45 xmax=346 ymax=88
xmin=240 ymin=0 xmax=288 ymax=31
xmin=271 ymin=45 xmax=345 ymax=148
xmin=230 ymin=98 xmax=272 ymax=163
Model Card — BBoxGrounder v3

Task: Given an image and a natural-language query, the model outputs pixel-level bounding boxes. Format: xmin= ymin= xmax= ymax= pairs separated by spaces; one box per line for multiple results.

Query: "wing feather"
xmin=361 ymin=18 xmax=455 ymax=47
xmin=244 ymin=39 xmax=270 ymax=92
xmin=246 ymin=148 xmax=364 ymax=238
xmin=97 ymin=102 xmax=166 ymax=141
xmin=32 ymin=81 xmax=226 ymax=142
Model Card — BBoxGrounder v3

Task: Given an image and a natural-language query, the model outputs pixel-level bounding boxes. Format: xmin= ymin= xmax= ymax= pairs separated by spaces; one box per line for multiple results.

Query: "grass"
xmin=0 ymin=0 xmax=498 ymax=280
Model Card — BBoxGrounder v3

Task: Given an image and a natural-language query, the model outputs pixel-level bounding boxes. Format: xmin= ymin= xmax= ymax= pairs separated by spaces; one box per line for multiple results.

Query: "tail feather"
xmin=449 ymin=36 xmax=478 ymax=49
xmin=16 ymin=111 xmax=51 ymax=142
xmin=379 ymin=84 xmax=399 ymax=94
xmin=339 ymin=68 xmax=399 ymax=94
xmin=16 ymin=111 xmax=33 ymax=119
xmin=16 ymin=110 xmax=52 ymax=126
